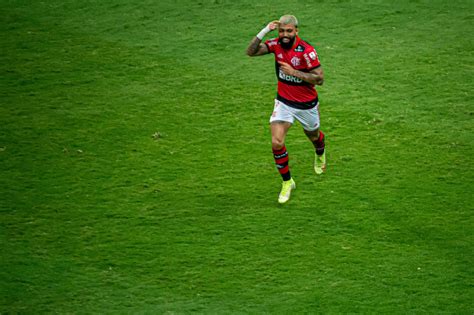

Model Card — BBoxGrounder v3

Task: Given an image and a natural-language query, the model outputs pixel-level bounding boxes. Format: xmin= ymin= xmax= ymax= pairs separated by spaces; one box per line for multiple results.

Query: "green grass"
xmin=1 ymin=0 xmax=473 ymax=313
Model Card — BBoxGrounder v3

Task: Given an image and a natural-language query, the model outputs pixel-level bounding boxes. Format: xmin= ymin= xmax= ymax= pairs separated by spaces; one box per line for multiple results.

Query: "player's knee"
xmin=304 ymin=129 xmax=320 ymax=141
xmin=272 ymin=138 xmax=285 ymax=150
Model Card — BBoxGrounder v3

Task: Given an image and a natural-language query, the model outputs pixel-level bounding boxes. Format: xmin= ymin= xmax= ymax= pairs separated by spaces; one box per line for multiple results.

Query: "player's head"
xmin=279 ymin=15 xmax=298 ymax=28
xmin=278 ymin=15 xmax=298 ymax=49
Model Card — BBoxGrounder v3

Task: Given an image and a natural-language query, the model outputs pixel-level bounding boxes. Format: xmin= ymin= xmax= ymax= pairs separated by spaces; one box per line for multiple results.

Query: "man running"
xmin=246 ymin=15 xmax=326 ymax=204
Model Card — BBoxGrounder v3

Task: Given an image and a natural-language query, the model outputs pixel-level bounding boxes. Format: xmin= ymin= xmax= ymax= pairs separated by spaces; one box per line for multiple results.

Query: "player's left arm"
xmin=278 ymin=61 xmax=324 ymax=86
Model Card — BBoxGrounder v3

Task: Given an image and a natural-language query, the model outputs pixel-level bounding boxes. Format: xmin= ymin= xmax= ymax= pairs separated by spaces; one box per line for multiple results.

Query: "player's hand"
xmin=278 ymin=61 xmax=296 ymax=76
xmin=268 ymin=20 xmax=280 ymax=31
xmin=256 ymin=20 xmax=279 ymax=40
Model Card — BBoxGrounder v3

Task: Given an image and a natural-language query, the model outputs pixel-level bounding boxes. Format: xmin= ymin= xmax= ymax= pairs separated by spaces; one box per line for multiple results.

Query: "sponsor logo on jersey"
xmin=277 ymin=53 xmax=283 ymax=59
xmin=309 ymin=51 xmax=317 ymax=60
xmin=294 ymin=45 xmax=305 ymax=52
xmin=291 ymin=56 xmax=300 ymax=67
xmin=279 ymin=69 xmax=303 ymax=83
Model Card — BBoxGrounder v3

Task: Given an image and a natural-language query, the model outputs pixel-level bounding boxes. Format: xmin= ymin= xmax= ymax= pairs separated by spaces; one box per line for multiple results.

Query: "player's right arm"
xmin=246 ymin=21 xmax=279 ymax=57
xmin=246 ymin=38 xmax=269 ymax=56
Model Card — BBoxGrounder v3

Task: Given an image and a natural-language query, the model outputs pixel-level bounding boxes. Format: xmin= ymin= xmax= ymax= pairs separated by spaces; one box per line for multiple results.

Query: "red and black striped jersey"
xmin=265 ymin=36 xmax=321 ymax=109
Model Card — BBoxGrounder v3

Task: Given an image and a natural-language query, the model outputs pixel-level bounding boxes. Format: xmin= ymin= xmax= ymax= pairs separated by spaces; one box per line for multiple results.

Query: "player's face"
xmin=278 ymin=24 xmax=297 ymax=48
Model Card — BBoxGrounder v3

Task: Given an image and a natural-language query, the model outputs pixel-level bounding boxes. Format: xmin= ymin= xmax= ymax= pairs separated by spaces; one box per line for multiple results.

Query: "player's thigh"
xmin=269 ymin=99 xmax=294 ymax=125
xmin=295 ymin=103 xmax=320 ymax=131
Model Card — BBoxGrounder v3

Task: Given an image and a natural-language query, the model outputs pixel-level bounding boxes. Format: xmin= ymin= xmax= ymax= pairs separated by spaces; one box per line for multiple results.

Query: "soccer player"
xmin=246 ymin=15 xmax=326 ymax=204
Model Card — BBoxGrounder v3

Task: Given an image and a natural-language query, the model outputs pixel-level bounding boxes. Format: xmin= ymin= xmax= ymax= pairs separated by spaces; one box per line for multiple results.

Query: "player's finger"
xmin=269 ymin=20 xmax=280 ymax=29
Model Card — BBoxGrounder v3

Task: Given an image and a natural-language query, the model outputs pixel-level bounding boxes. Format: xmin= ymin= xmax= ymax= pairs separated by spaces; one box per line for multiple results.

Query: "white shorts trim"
xmin=269 ymin=99 xmax=320 ymax=131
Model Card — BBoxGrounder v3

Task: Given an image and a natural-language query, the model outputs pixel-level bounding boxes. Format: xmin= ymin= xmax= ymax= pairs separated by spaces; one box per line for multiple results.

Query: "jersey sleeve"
xmin=264 ymin=38 xmax=278 ymax=53
xmin=303 ymin=47 xmax=321 ymax=70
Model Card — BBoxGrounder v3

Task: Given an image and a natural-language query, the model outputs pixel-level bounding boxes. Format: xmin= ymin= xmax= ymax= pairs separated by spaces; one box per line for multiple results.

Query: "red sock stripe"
xmin=313 ymin=131 xmax=325 ymax=148
xmin=278 ymin=165 xmax=289 ymax=174
xmin=272 ymin=146 xmax=287 ymax=155
xmin=273 ymin=146 xmax=290 ymax=179
xmin=275 ymin=156 xmax=289 ymax=164
xmin=313 ymin=131 xmax=325 ymax=155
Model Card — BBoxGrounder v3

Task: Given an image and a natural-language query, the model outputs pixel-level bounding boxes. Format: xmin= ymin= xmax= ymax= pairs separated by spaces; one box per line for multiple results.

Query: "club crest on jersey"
xmin=294 ymin=45 xmax=305 ymax=52
xmin=291 ymin=56 xmax=301 ymax=67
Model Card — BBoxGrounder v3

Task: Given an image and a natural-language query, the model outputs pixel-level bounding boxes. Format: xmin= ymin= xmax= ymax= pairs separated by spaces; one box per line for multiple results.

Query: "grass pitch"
xmin=1 ymin=0 xmax=473 ymax=313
